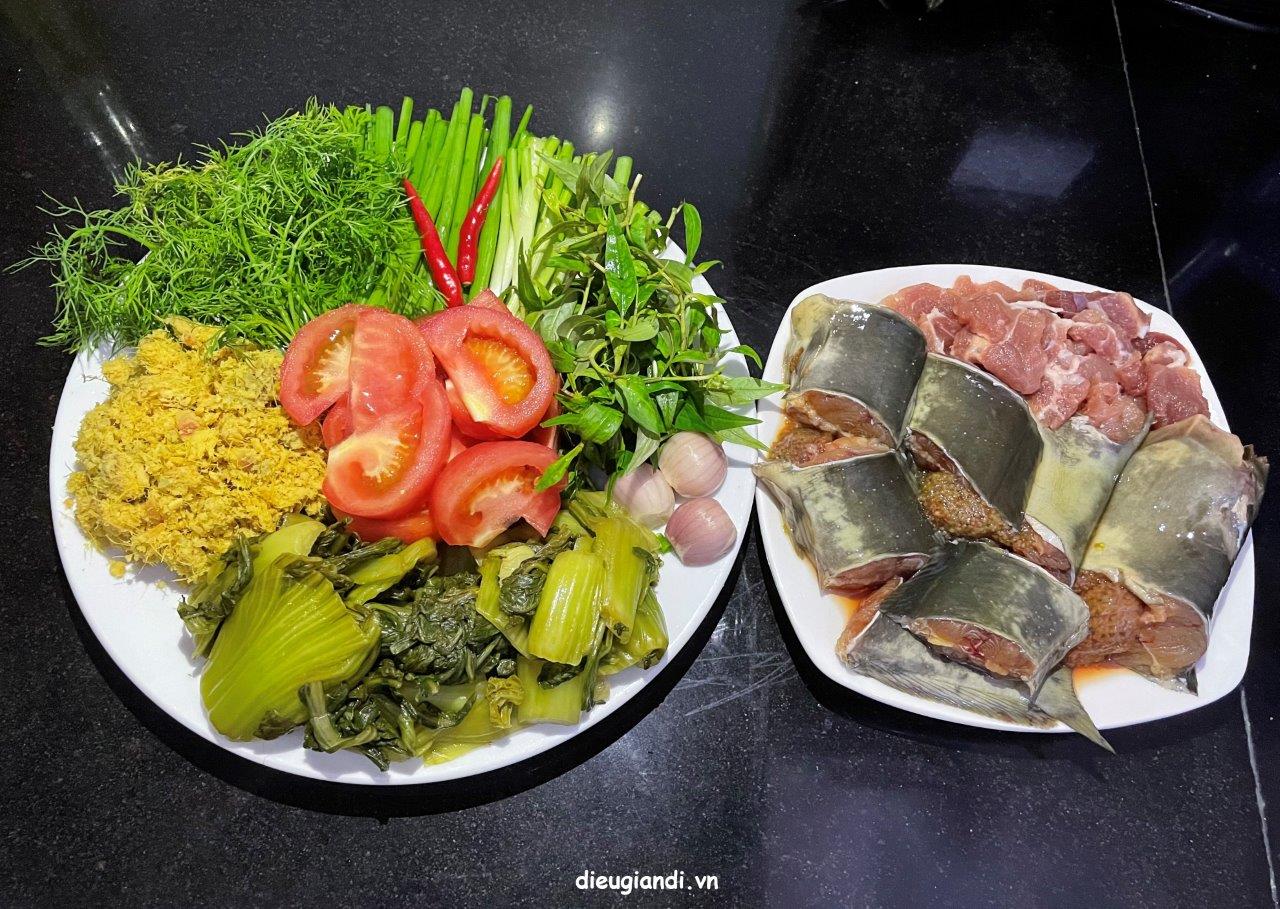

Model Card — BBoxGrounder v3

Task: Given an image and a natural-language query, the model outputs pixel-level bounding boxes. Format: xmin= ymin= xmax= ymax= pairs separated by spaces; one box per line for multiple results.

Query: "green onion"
xmin=411 ymin=109 xmax=443 ymax=187
xmin=405 ymin=120 xmax=423 ymax=162
xmin=374 ymin=105 xmax=394 ymax=158
xmin=426 ymin=88 xmax=472 ymax=218
xmin=470 ymin=96 xmax=512 ymax=297
xmin=394 ymin=96 xmax=414 ymax=151
xmin=443 ymin=111 xmax=486 ymax=259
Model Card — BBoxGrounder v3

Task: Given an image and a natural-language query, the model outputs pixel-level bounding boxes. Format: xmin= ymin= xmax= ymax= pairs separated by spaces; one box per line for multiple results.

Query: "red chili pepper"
xmin=403 ymin=178 xmax=463 ymax=308
xmin=456 ymin=157 xmax=504 ymax=284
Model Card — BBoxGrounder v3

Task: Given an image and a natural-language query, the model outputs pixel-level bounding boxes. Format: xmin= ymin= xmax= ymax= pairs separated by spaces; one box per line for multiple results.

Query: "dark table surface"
xmin=3 ymin=1 xmax=1278 ymax=905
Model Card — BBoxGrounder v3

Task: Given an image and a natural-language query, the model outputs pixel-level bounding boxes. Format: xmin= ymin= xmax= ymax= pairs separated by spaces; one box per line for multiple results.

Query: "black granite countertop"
xmin=3 ymin=1 xmax=1278 ymax=905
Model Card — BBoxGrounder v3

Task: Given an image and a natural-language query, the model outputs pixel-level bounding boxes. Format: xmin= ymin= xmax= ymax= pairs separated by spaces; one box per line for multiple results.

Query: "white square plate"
xmin=753 ymin=264 xmax=1254 ymax=733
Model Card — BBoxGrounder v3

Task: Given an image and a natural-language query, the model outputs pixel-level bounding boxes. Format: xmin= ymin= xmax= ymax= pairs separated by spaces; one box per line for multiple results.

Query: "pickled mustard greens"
xmin=183 ymin=493 xmax=671 ymax=769
xmin=202 ymin=558 xmax=380 ymax=740
xmin=182 ymin=516 xmax=424 ymax=741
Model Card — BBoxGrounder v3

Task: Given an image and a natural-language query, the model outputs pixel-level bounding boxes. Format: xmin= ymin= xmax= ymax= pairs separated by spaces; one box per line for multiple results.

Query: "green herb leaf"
xmin=681 ymin=202 xmax=702 ymax=264
xmin=536 ymin=443 xmax=583 ymax=491
xmin=611 ymin=314 xmax=659 ymax=343
xmin=630 ymin=427 xmax=662 ymax=471
xmin=567 ymin=403 xmax=624 ymax=444
xmin=674 ymin=400 xmax=760 ymax=434
xmin=603 ymin=211 xmax=638 ymax=314
xmin=716 ymin=425 xmax=768 ymax=452
xmin=724 ymin=343 xmax=763 ymax=369
xmin=704 ymin=375 xmax=787 ymax=406
xmin=615 ymin=376 xmax=665 ymax=435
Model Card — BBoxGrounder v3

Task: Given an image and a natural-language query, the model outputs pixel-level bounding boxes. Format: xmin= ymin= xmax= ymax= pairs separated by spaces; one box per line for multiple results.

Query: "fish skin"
xmin=754 ymin=452 xmax=940 ymax=593
xmin=878 ymin=540 xmax=1090 ymax=700
xmin=784 ymin=295 xmax=926 ymax=443
xmin=1024 ymin=413 xmax=1148 ymax=577
xmin=1084 ymin=414 xmax=1267 ymax=621
xmin=840 ymin=612 xmax=1111 ymax=751
xmin=907 ymin=354 xmax=1043 ymax=527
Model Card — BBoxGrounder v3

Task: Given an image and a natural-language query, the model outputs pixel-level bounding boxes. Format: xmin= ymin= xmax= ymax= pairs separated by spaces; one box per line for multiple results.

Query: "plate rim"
xmin=753 ymin=262 xmax=1254 ymax=734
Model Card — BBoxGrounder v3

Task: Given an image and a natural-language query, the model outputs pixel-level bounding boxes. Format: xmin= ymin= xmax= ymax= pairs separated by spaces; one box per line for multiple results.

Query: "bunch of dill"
xmin=24 ymin=100 xmax=442 ymax=352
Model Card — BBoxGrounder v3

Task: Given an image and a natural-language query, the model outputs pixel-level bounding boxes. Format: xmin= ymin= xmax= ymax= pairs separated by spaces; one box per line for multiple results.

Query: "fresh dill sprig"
xmin=19 ymin=100 xmax=443 ymax=352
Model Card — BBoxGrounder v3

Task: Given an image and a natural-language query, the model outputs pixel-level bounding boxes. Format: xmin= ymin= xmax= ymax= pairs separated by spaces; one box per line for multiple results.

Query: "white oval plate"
xmin=754 ymin=264 xmax=1254 ymax=733
xmin=49 ymin=266 xmax=755 ymax=784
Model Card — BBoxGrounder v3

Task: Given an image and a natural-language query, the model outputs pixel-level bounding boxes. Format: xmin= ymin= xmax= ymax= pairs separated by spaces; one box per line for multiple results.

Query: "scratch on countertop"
xmin=674 ymin=650 xmax=796 ymax=718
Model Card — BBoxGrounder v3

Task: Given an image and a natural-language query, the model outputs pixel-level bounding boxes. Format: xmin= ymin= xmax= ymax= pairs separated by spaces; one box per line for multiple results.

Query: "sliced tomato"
xmin=326 ymin=397 xmax=468 ymax=460
xmin=281 ymin=304 xmax=434 ymax=428
xmin=430 ymin=441 xmax=565 ymax=547
xmin=522 ymin=394 xmax=561 ymax=450
xmin=334 ymin=505 xmax=438 ymax=544
xmin=280 ymin=304 xmax=365 ymax=425
xmin=321 ymin=398 xmax=353 ymax=448
xmin=323 ymin=376 xmax=451 ymax=518
xmin=469 ymin=289 xmax=510 ymax=312
xmin=418 ymin=306 xmax=555 ymax=439
xmin=448 ymin=431 xmax=473 ymax=460
xmin=348 ymin=308 xmax=435 ymax=429
xmin=446 ymin=379 xmax=507 ymax=441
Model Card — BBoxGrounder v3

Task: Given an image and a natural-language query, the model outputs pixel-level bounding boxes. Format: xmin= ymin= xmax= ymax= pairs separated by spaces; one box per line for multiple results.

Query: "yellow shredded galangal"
xmin=68 ymin=318 xmax=327 ymax=582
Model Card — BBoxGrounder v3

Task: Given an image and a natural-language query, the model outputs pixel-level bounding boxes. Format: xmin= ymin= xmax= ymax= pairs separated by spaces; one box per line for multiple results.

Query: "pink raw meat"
xmin=1146 ymin=365 xmax=1209 ymax=428
xmin=977 ymin=308 xmax=1052 ymax=394
xmin=1083 ymin=291 xmax=1150 ymax=340
xmin=1081 ymin=382 xmax=1148 ymax=442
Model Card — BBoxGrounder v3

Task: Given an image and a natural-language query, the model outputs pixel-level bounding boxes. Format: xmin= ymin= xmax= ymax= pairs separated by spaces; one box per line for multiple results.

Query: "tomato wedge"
xmin=322 ymin=397 xmax=471 ymax=455
xmin=323 ymin=376 xmax=451 ymax=518
xmin=334 ymin=506 xmax=439 ymax=544
xmin=469 ymin=289 xmax=510 ymax=312
xmin=418 ymin=306 xmax=555 ymax=439
xmin=445 ymin=379 xmax=507 ymax=441
xmin=281 ymin=305 xmax=434 ymax=427
xmin=430 ymin=441 xmax=564 ymax=547
xmin=320 ymin=398 xmax=353 ymax=448
xmin=522 ymin=393 xmax=561 ymax=450
xmin=280 ymin=304 xmax=364 ymax=425
xmin=347 ymin=307 xmax=434 ymax=429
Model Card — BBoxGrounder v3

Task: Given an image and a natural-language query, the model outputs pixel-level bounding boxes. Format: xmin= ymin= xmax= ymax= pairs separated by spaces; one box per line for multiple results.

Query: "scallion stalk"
xmin=426 ymin=88 xmax=472 ymax=218
xmin=470 ymin=96 xmax=512 ymax=296
xmin=394 ymin=96 xmax=414 ymax=151
xmin=411 ymin=110 xmax=443 ymax=187
xmin=511 ymin=103 xmax=534 ymax=148
xmin=374 ymin=105 xmax=394 ymax=159
xmin=405 ymin=120 xmax=423 ymax=163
